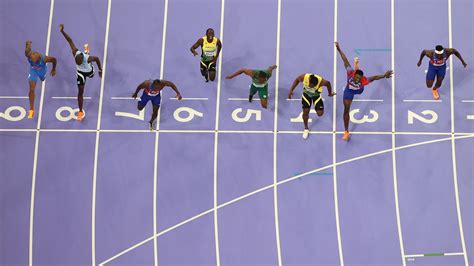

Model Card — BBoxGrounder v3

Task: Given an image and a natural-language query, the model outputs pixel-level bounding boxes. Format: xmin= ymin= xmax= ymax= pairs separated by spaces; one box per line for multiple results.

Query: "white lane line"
xmin=111 ymin=96 xmax=138 ymax=100
xmin=391 ymin=0 xmax=406 ymax=264
xmin=29 ymin=0 xmax=54 ymax=265
xmin=404 ymin=252 xmax=464 ymax=258
xmin=461 ymin=100 xmax=474 ymax=103
xmin=51 ymin=96 xmax=92 ymax=99
xmin=1 ymin=128 xmax=465 ymax=136
xmin=96 ymin=134 xmax=474 ymax=265
xmin=273 ymin=0 xmax=282 ymax=264
xmin=211 ymin=0 xmax=225 ymax=265
xmin=153 ymin=0 xmax=169 ymax=264
xmin=227 ymin=97 xmax=259 ymax=101
xmin=91 ymin=0 xmax=112 ymax=264
xmin=448 ymin=0 xmax=468 ymax=263
xmin=169 ymin=97 xmax=208 ymax=100
xmin=403 ymin=99 xmax=442 ymax=103
xmin=332 ymin=0 xmax=344 ymax=264
xmin=467 ymin=115 xmax=474 ymax=120
xmin=0 ymin=96 xmax=29 ymax=99
xmin=353 ymin=99 xmax=384 ymax=102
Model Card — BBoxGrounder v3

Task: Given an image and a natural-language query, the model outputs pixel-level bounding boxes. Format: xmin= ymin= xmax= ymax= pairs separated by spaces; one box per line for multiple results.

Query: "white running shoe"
xmin=303 ymin=129 xmax=309 ymax=139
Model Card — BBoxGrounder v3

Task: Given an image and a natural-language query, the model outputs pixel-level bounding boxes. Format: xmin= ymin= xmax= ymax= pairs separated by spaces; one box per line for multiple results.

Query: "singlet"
xmin=346 ymin=67 xmax=370 ymax=91
xmin=144 ymin=79 xmax=161 ymax=96
xmin=75 ymin=50 xmax=93 ymax=72
xmin=302 ymin=73 xmax=323 ymax=97
xmin=201 ymin=36 xmax=218 ymax=62
xmin=28 ymin=54 xmax=46 ymax=71
xmin=429 ymin=50 xmax=447 ymax=67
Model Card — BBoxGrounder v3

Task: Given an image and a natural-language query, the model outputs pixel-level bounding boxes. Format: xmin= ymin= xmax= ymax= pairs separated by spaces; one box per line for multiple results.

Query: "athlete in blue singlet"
xmin=60 ymin=24 xmax=103 ymax=121
xmin=417 ymin=45 xmax=467 ymax=100
xmin=25 ymin=40 xmax=57 ymax=119
xmin=335 ymin=42 xmax=393 ymax=141
xmin=132 ymin=79 xmax=182 ymax=130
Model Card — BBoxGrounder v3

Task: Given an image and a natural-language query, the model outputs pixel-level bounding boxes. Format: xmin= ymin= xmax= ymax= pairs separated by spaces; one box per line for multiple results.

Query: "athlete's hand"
xmin=192 ymin=50 xmax=198 ymax=56
xmin=59 ymin=24 xmax=64 ymax=32
xmin=225 ymin=75 xmax=233 ymax=80
xmin=176 ymin=93 xmax=183 ymax=100
xmin=288 ymin=91 xmax=293 ymax=99
xmin=98 ymin=69 xmax=103 ymax=78
xmin=328 ymin=92 xmax=336 ymax=97
xmin=211 ymin=57 xmax=217 ymax=63
xmin=334 ymin=42 xmax=340 ymax=49
xmin=132 ymin=92 xmax=138 ymax=99
xmin=384 ymin=70 xmax=394 ymax=78
xmin=26 ymin=40 xmax=32 ymax=45
xmin=463 ymin=62 xmax=467 ymax=68
xmin=50 ymin=69 xmax=56 ymax=77
xmin=417 ymin=61 xmax=422 ymax=67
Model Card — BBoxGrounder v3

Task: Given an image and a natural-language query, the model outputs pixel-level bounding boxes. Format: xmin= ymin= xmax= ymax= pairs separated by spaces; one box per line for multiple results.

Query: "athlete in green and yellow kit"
xmin=190 ymin=28 xmax=222 ymax=82
xmin=225 ymin=65 xmax=277 ymax=109
xmin=289 ymin=73 xmax=335 ymax=139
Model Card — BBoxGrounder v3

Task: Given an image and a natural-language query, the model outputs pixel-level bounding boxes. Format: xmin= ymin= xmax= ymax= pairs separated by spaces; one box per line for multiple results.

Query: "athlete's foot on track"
xmin=302 ymin=129 xmax=309 ymax=140
xmin=342 ymin=130 xmax=350 ymax=141
xmin=28 ymin=110 xmax=35 ymax=119
xmin=149 ymin=121 xmax=154 ymax=131
xmin=432 ymin=89 xmax=440 ymax=100
xmin=77 ymin=111 xmax=85 ymax=121
xmin=249 ymin=94 xmax=253 ymax=103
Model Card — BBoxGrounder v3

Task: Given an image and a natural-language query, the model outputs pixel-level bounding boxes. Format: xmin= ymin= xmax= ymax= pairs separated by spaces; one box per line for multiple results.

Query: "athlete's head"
xmin=206 ymin=28 xmax=215 ymax=39
xmin=30 ymin=52 xmax=41 ymax=63
xmin=435 ymin=45 xmax=444 ymax=59
xmin=353 ymin=69 xmax=364 ymax=83
xmin=75 ymin=53 xmax=84 ymax=65
xmin=257 ymin=71 xmax=269 ymax=83
xmin=152 ymin=79 xmax=162 ymax=90
xmin=309 ymin=75 xmax=319 ymax=87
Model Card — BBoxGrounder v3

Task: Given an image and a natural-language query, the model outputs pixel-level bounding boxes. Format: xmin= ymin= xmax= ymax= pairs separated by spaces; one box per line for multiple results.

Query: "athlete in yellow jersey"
xmin=289 ymin=73 xmax=335 ymax=139
xmin=190 ymin=28 xmax=222 ymax=82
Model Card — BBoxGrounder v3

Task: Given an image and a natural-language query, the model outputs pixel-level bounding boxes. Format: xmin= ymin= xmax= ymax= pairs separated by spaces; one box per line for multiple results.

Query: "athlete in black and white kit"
xmin=60 ymin=24 xmax=102 ymax=121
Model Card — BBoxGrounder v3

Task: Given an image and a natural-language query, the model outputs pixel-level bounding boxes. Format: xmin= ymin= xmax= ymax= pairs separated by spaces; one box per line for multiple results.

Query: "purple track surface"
xmin=1 ymin=0 xmax=473 ymax=265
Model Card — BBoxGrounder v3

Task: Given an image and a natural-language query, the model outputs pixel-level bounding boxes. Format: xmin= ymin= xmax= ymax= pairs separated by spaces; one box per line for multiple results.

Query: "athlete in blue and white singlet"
xmin=417 ymin=45 xmax=467 ymax=100
xmin=132 ymin=79 xmax=183 ymax=130
xmin=60 ymin=24 xmax=103 ymax=121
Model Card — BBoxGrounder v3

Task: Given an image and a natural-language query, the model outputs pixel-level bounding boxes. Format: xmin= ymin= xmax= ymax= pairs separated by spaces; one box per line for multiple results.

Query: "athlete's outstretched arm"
xmin=335 ymin=42 xmax=351 ymax=69
xmin=368 ymin=70 xmax=393 ymax=81
xmin=87 ymin=56 xmax=103 ymax=77
xmin=162 ymin=80 xmax=183 ymax=100
xmin=417 ymin=49 xmax=431 ymax=66
xmin=321 ymin=79 xmax=335 ymax=96
xmin=225 ymin=69 xmax=253 ymax=79
xmin=59 ymin=24 xmax=78 ymax=56
xmin=132 ymin=81 xmax=147 ymax=99
xmin=288 ymin=74 xmax=304 ymax=99
xmin=190 ymin=38 xmax=203 ymax=56
xmin=25 ymin=41 xmax=32 ymax=58
xmin=44 ymin=56 xmax=57 ymax=77
xmin=267 ymin=65 xmax=278 ymax=74
xmin=447 ymin=48 xmax=467 ymax=67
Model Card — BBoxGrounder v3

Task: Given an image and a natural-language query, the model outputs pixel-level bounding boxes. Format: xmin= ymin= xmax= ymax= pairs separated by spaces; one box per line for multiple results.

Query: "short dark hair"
xmin=206 ymin=28 xmax=214 ymax=34
xmin=355 ymin=69 xmax=364 ymax=76
xmin=309 ymin=75 xmax=319 ymax=86
xmin=152 ymin=79 xmax=161 ymax=86
xmin=435 ymin=45 xmax=444 ymax=52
